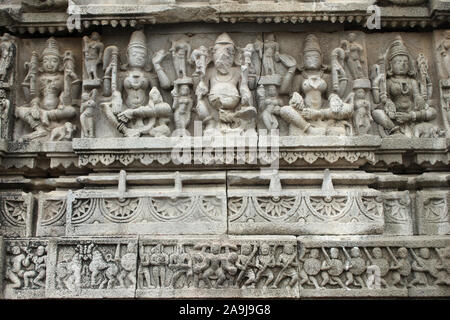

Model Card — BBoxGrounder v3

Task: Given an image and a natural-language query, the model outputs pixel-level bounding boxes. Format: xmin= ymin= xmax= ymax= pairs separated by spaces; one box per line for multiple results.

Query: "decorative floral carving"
xmin=149 ymin=197 xmax=194 ymax=221
xmin=72 ymin=199 xmax=96 ymax=224
xmin=357 ymin=196 xmax=384 ymax=221
xmin=306 ymin=196 xmax=351 ymax=221
xmin=200 ymin=197 xmax=223 ymax=221
xmin=423 ymin=197 xmax=448 ymax=223
xmin=100 ymin=198 xmax=140 ymax=223
xmin=1 ymin=197 xmax=28 ymax=227
xmin=253 ymin=196 xmax=299 ymax=221
xmin=41 ymin=199 xmax=66 ymax=226
xmin=228 ymin=197 xmax=249 ymax=222
xmin=384 ymin=196 xmax=410 ymax=223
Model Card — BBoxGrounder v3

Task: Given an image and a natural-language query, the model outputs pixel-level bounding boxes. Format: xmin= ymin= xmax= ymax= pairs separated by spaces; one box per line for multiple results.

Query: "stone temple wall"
xmin=0 ymin=0 xmax=449 ymax=299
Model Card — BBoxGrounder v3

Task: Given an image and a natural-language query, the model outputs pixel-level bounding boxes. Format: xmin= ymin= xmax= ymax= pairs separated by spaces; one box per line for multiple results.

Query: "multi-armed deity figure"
xmin=16 ymin=37 xmax=79 ymax=141
xmin=193 ymin=33 xmax=257 ymax=135
xmin=101 ymin=30 xmax=172 ymax=137
xmin=371 ymin=36 xmax=440 ymax=138
xmin=280 ymin=34 xmax=354 ymax=136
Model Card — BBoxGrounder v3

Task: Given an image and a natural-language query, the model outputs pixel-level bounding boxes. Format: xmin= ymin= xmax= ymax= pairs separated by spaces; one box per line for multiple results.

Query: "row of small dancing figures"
xmin=7 ymin=30 xmax=450 ymax=141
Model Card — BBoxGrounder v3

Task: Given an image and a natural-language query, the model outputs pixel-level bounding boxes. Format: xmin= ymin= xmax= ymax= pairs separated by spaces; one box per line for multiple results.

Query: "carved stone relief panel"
xmin=366 ymin=32 xmax=445 ymax=139
xmin=416 ymin=191 xmax=450 ymax=236
xmin=227 ymin=171 xmax=384 ymax=235
xmin=135 ymin=235 xmax=299 ymax=298
xmin=13 ymin=37 xmax=81 ymax=143
xmin=0 ymin=192 xmax=34 ymax=238
xmin=46 ymin=238 xmax=137 ymax=298
xmin=65 ymin=171 xmax=227 ymax=236
xmin=297 ymin=236 xmax=450 ymax=297
xmin=3 ymin=238 xmax=48 ymax=299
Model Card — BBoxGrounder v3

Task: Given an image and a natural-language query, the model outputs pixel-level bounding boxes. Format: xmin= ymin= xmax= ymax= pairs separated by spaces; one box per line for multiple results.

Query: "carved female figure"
xmin=101 ymin=30 xmax=172 ymax=137
xmin=172 ymin=82 xmax=193 ymax=135
xmin=280 ymin=34 xmax=353 ymax=136
xmin=371 ymin=36 xmax=438 ymax=137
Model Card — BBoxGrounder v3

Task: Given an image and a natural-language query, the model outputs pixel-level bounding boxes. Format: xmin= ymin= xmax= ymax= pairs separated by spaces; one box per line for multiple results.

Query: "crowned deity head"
xmin=386 ymin=36 xmax=416 ymax=77
xmin=212 ymin=33 xmax=235 ymax=74
xmin=127 ymin=30 xmax=148 ymax=68
xmin=41 ymin=37 xmax=61 ymax=73
xmin=303 ymin=34 xmax=323 ymax=71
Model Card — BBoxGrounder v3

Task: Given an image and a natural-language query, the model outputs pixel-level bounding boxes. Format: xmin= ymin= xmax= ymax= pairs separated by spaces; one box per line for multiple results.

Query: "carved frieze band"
xmin=2 ymin=236 xmax=449 ymax=299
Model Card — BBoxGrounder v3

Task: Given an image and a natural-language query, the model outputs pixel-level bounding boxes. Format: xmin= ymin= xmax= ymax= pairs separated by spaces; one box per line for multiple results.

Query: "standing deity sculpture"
xmin=0 ymin=33 xmax=16 ymax=85
xmin=191 ymin=45 xmax=210 ymax=78
xmin=341 ymin=33 xmax=366 ymax=80
xmin=100 ymin=30 xmax=172 ymax=137
xmin=436 ymin=30 xmax=450 ymax=79
xmin=16 ymin=37 xmax=79 ymax=141
xmin=172 ymin=80 xmax=194 ymax=136
xmin=82 ymin=32 xmax=104 ymax=85
xmin=370 ymin=36 xmax=441 ymax=138
xmin=436 ymin=30 xmax=450 ymax=137
xmin=80 ymin=89 xmax=97 ymax=138
xmin=280 ymin=34 xmax=354 ymax=136
xmin=255 ymin=33 xmax=280 ymax=76
xmin=348 ymin=79 xmax=373 ymax=135
xmin=170 ymin=39 xmax=191 ymax=79
xmin=0 ymin=89 xmax=10 ymax=136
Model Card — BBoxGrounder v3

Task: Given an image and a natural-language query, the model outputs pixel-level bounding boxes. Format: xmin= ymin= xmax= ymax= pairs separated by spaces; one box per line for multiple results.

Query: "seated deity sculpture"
xmin=280 ymin=34 xmax=354 ymax=136
xmin=371 ymin=36 xmax=441 ymax=138
xmin=100 ymin=30 xmax=173 ymax=137
xmin=15 ymin=37 xmax=79 ymax=141
xmin=194 ymin=33 xmax=257 ymax=135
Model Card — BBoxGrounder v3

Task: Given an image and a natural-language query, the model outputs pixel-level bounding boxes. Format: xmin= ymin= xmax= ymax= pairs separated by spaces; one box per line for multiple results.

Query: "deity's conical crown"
xmin=215 ymin=33 xmax=234 ymax=45
xmin=387 ymin=36 xmax=409 ymax=61
xmin=303 ymin=34 xmax=321 ymax=54
xmin=43 ymin=37 xmax=60 ymax=57
xmin=128 ymin=30 xmax=147 ymax=51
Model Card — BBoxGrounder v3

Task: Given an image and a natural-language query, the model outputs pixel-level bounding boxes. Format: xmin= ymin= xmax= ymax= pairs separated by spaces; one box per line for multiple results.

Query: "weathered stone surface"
xmin=0 ymin=192 xmax=34 ymax=238
xmin=46 ymin=237 xmax=137 ymax=299
xmin=228 ymin=170 xmax=384 ymax=235
xmin=135 ymin=235 xmax=299 ymax=299
xmin=65 ymin=171 xmax=227 ymax=236
xmin=2 ymin=238 xmax=48 ymax=299
xmin=297 ymin=236 xmax=450 ymax=297
xmin=36 ymin=191 xmax=67 ymax=237
xmin=0 ymin=0 xmax=449 ymax=301
xmin=416 ymin=191 xmax=450 ymax=236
